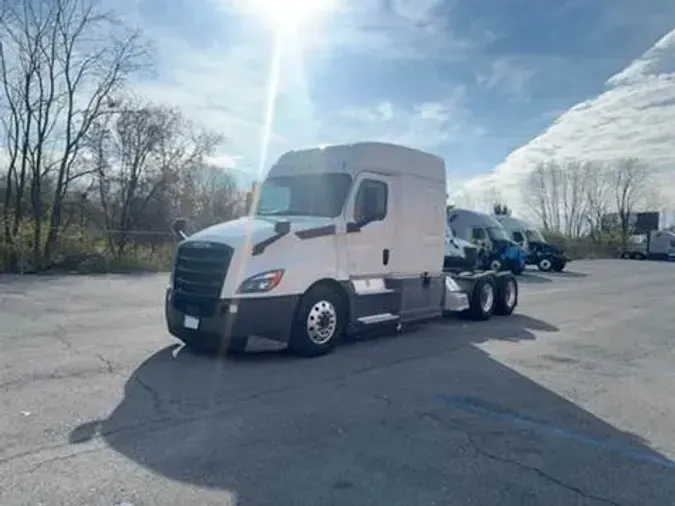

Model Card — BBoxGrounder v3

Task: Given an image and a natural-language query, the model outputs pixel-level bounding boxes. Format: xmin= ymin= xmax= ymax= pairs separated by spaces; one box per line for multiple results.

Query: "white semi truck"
xmin=620 ymin=230 xmax=675 ymax=261
xmin=165 ymin=142 xmax=519 ymax=357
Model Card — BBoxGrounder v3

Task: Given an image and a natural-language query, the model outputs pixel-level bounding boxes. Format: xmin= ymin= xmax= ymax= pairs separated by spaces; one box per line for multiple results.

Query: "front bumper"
xmin=165 ymin=288 xmax=299 ymax=344
xmin=527 ymin=252 xmax=568 ymax=265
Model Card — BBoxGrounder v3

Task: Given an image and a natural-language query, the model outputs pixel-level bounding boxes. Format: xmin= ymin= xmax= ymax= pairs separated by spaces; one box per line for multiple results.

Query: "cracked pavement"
xmin=1 ymin=260 xmax=675 ymax=506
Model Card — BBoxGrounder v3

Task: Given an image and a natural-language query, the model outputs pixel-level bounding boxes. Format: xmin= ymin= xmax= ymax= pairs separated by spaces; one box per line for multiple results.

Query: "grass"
xmin=1 ymin=217 xmax=175 ymax=274
xmin=2 ymin=217 xmax=625 ymax=275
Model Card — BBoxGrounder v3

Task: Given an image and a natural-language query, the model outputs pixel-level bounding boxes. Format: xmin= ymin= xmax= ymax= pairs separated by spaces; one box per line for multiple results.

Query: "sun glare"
xmin=243 ymin=0 xmax=337 ymax=31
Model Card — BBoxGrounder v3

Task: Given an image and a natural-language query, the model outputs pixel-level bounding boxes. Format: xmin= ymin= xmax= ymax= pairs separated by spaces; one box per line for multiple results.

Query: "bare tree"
xmin=0 ymin=0 xmax=150 ymax=269
xmin=523 ymin=161 xmax=560 ymax=232
xmin=559 ymin=160 xmax=591 ymax=237
xmin=185 ymin=164 xmax=243 ymax=229
xmin=606 ymin=158 xmax=654 ymax=246
xmin=523 ymin=159 xmax=593 ymax=236
xmin=584 ymin=161 xmax=612 ymax=241
xmin=86 ymin=102 xmax=224 ymax=257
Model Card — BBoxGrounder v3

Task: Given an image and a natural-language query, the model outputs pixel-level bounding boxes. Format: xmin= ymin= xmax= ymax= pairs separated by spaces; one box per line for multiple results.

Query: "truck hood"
xmin=185 ymin=215 xmax=335 ymax=250
xmin=529 ymin=240 xmax=563 ymax=255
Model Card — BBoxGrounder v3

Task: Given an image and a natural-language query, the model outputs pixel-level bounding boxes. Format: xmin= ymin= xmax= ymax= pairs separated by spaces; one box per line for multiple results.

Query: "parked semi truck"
xmin=447 ymin=208 xmax=526 ymax=274
xmin=496 ymin=215 xmax=569 ymax=272
xmin=165 ymin=142 xmax=519 ymax=357
xmin=620 ymin=230 xmax=675 ymax=261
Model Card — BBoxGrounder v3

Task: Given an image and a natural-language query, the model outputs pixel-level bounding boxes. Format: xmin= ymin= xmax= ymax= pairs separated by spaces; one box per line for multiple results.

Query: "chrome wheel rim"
xmin=480 ymin=284 xmax=495 ymax=313
xmin=306 ymin=300 xmax=337 ymax=345
xmin=490 ymin=259 xmax=502 ymax=271
xmin=540 ymin=259 xmax=551 ymax=270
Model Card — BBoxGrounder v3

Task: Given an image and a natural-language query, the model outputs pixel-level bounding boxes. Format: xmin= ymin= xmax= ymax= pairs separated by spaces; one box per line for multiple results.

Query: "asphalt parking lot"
xmin=1 ymin=259 xmax=674 ymax=506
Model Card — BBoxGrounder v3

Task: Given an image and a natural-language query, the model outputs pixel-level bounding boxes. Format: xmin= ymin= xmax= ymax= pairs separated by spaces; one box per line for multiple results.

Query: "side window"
xmin=513 ymin=231 xmax=524 ymax=244
xmin=354 ymin=179 xmax=388 ymax=222
xmin=670 ymin=240 xmax=675 ymax=248
xmin=471 ymin=228 xmax=486 ymax=241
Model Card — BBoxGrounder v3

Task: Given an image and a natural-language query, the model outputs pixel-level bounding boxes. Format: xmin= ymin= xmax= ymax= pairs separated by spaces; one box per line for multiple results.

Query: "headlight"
xmin=237 ymin=270 xmax=284 ymax=294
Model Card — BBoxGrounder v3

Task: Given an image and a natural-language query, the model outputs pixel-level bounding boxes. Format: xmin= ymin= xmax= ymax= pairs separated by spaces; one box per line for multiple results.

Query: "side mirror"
xmin=274 ymin=220 xmax=291 ymax=235
xmin=172 ymin=218 xmax=189 ymax=240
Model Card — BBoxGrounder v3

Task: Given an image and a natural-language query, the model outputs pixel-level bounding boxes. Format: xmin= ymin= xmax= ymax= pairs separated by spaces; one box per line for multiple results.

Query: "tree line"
xmin=451 ymin=156 xmax=663 ymax=258
xmin=0 ymin=0 xmax=246 ymax=272
xmin=1 ymin=0 xmax=665 ymax=273
xmin=522 ymin=157 xmax=659 ymax=246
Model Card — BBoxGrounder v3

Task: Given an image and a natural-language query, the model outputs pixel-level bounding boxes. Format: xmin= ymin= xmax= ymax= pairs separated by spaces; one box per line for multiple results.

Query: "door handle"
xmin=382 ymin=248 xmax=390 ymax=266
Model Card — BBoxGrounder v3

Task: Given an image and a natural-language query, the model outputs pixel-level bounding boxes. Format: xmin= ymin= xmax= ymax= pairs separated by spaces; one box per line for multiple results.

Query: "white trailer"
xmin=165 ymin=142 xmax=519 ymax=357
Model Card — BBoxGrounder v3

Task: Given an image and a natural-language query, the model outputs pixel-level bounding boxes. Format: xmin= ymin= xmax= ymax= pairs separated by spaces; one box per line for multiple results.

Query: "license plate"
xmin=184 ymin=315 xmax=199 ymax=330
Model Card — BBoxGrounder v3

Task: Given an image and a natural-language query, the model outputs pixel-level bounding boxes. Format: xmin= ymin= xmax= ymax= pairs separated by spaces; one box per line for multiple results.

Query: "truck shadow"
xmin=70 ymin=311 xmax=675 ymax=505
xmin=548 ymin=270 xmax=588 ymax=278
xmin=517 ymin=273 xmax=553 ymax=284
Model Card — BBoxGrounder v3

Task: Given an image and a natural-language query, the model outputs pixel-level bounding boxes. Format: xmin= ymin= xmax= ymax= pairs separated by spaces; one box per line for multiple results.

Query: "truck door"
xmin=512 ymin=230 xmax=526 ymax=250
xmin=471 ymin=227 xmax=490 ymax=252
xmin=345 ymin=173 xmax=393 ymax=278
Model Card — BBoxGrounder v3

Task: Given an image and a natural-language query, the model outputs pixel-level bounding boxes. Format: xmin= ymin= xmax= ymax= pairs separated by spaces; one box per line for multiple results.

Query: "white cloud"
xmin=126 ymin=0 xmax=480 ymax=183
xmin=306 ymin=0 xmax=488 ymax=62
xmin=477 ymin=56 xmax=535 ymax=101
xmin=131 ymin=32 xmax=305 ymax=178
xmin=389 ymin=0 xmax=444 ymax=24
xmin=323 ymin=87 xmax=480 ymax=150
xmin=458 ymin=27 xmax=675 ymax=214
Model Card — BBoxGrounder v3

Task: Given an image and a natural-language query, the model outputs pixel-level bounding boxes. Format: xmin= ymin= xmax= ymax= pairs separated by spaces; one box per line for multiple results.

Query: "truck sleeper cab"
xmin=620 ymin=230 xmax=675 ymax=261
xmin=447 ymin=208 xmax=526 ymax=275
xmin=495 ymin=215 xmax=568 ymax=272
xmin=165 ymin=142 xmax=519 ymax=357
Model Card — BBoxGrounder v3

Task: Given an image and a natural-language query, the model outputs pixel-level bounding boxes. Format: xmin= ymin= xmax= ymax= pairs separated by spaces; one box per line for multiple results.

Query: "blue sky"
xmin=125 ymin=0 xmax=675 ymax=202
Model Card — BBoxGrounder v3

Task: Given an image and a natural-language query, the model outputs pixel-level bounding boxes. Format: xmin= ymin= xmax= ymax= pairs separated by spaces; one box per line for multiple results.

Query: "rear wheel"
xmin=552 ymin=259 xmax=566 ymax=272
xmin=463 ymin=276 xmax=497 ymax=321
xmin=288 ymin=285 xmax=345 ymax=357
xmin=495 ymin=274 xmax=518 ymax=316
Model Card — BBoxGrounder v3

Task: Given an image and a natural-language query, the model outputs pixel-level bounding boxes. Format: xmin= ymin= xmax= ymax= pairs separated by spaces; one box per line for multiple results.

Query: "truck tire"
xmin=511 ymin=262 xmax=525 ymax=275
xmin=463 ymin=276 xmax=497 ymax=321
xmin=288 ymin=285 xmax=345 ymax=357
xmin=552 ymin=259 xmax=566 ymax=272
xmin=537 ymin=257 xmax=553 ymax=272
xmin=494 ymin=274 xmax=518 ymax=316
xmin=488 ymin=256 xmax=503 ymax=272
xmin=632 ymin=252 xmax=646 ymax=260
xmin=226 ymin=337 xmax=249 ymax=354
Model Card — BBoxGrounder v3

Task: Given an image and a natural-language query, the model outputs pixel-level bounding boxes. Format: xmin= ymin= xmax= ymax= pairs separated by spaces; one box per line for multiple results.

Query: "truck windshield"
xmin=487 ymin=226 xmax=509 ymax=241
xmin=256 ymin=173 xmax=352 ymax=218
xmin=525 ymin=229 xmax=545 ymax=243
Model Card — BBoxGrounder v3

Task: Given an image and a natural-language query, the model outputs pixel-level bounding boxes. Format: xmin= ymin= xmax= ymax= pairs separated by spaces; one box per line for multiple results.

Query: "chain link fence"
xmin=1 ymin=221 xmax=179 ymax=273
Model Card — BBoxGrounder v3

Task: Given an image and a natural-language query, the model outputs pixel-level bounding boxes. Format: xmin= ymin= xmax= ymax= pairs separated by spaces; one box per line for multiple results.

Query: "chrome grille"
xmin=172 ymin=241 xmax=233 ymax=317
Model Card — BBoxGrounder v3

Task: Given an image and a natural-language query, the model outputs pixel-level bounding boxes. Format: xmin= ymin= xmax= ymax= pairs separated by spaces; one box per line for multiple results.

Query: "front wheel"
xmin=511 ymin=261 xmax=525 ymax=275
xmin=537 ymin=257 xmax=554 ymax=272
xmin=488 ymin=256 xmax=503 ymax=272
xmin=288 ymin=285 xmax=345 ymax=357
